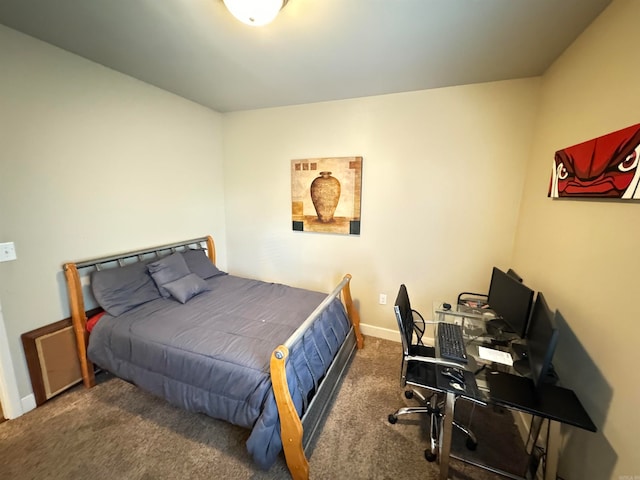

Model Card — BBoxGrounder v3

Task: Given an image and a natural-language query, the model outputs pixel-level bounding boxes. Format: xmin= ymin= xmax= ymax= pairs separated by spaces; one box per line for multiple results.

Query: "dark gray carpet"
xmin=0 ymin=338 xmax=527 ymax=479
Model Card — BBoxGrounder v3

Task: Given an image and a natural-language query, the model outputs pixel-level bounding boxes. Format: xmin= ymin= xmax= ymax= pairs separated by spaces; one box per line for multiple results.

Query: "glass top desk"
xmin=429 ymin=302 xmax=596 ymax=480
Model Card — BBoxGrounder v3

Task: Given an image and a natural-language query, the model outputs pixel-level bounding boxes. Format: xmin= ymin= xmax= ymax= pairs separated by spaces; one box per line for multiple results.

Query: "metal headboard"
xmin=67 ymin=236 xmax=215 ymax=271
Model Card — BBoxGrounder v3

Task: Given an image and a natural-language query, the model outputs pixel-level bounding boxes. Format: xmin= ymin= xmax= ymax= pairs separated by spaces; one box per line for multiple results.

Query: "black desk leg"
xmin=525 ymin=415 xmax=545 ymax=476
xmin=525 ymin=416 xmax=560 ymax=480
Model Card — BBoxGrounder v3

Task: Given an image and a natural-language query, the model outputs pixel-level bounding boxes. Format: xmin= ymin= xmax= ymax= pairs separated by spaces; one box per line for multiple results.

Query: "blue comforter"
xmin=87 ymin=274 xmax=350 ymax=469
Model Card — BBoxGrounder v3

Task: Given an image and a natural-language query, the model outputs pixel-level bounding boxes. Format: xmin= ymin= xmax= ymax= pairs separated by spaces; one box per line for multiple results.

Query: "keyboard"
xmin=437 ymin=322 xmax=468 ymax=363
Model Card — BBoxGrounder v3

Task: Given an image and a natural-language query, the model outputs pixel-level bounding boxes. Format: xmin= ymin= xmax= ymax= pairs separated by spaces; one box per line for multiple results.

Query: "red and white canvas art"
xmin=549 ymin=123 xmax=640 ymax=199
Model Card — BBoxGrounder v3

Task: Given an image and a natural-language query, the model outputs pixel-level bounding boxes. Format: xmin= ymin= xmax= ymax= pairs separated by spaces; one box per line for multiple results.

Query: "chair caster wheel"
xmin=424 ymin=450 xmax=437 ymax=462
xmin=466 ymin=437 xmax=478 ymax=451
xmin=388 ymin=414 xmax=398 ymax=424
xmin=404 ymin=390 xmax=414 ymax=399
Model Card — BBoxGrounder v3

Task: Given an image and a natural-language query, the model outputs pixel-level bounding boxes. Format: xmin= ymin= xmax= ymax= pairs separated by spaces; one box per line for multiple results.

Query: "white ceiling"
xmin=0 ymin=0 xmax=612 ymax=113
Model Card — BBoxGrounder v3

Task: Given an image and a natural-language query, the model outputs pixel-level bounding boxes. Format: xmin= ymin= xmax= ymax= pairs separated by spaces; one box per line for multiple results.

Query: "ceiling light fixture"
xmin=223 ymin=0 xmax=289 ymax=27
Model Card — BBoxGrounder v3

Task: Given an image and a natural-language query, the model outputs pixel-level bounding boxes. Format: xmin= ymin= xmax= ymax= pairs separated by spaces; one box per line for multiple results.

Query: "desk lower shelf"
xmin=486 ymin=371 xmax=596 ymax=432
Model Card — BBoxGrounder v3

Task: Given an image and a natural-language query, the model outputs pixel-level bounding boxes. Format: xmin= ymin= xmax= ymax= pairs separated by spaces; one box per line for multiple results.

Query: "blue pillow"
xmin=182 ymin=249 xmax=225 ymax=279
xmin=147 ymin=253 xmax=191 ymax=298
xmin=91 ymin=261 xmax=161 ymax=316
xmin=163 ymin=273 xmax=211 ymax=304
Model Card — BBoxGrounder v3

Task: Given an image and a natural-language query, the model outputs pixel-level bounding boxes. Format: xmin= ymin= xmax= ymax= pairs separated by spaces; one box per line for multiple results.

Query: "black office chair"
xmin=388 ymin=284 xmax=477 ymax=462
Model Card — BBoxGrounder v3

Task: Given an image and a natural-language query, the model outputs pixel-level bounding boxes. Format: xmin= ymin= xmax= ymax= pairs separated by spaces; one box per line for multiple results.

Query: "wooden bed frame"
xmin=63 ymin=235 xmax=364 ymax=480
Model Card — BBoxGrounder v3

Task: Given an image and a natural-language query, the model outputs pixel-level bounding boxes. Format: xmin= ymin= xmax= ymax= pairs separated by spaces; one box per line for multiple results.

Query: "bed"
xmin=63 ymin=235 xmax=364 ymax=480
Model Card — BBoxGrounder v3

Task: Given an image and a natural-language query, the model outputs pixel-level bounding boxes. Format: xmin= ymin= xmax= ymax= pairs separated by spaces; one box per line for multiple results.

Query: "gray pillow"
xmin=147 ymin=252 xmax=191 ymax=298
xmin=163 ymin=273 xmax=211 ymax=304
xmin=182 ymin=249 xmax=225 ymax=279
xmin=91 ymin=261 xmax=161 ymax=316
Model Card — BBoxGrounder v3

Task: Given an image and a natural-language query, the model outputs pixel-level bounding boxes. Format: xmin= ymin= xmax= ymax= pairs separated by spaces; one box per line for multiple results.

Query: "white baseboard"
xmin=359 ymin=323 xmax=399 ymax=342
xmin=20 ymin=393 xmax=36 ymax=414
xmin=360 ymin=323 xmax=435 ymax=346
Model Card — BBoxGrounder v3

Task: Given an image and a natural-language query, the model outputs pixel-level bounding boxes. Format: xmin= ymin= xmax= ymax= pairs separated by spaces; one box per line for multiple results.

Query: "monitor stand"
xmin=512 ymin=359 xmax=559 ymax=385
xmin=486 ymin=319 xmax=518 ymax=346
xmin=513 ymin=358 xmax=532 ymax=378
xmin=511 ymin=342 xmax=527 ymax=359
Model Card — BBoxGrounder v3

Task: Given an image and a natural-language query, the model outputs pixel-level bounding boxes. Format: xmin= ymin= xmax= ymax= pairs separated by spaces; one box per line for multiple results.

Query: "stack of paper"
xmin=478 ymin=346 xmax=513 ymax=366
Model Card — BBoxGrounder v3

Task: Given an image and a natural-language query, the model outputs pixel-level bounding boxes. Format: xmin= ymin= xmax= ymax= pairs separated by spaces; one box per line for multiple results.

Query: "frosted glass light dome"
xmin=223 ymin=0 xmax=288 ymax=27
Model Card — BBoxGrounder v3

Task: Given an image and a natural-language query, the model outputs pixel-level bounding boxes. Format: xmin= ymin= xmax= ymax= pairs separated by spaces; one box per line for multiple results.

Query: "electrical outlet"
xmin=0 ymin=242 xmax=16 ymax=262
xmin=379 ymin=293 xmax=387 ymax=305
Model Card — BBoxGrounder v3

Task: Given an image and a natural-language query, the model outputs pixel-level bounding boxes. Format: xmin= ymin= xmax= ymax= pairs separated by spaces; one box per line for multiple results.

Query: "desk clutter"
xmin=389 ymin=268 xmax=596 ymax=480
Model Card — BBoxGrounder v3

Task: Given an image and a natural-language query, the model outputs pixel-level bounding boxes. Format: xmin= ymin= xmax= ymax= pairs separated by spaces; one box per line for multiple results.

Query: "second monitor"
xmin=486 ymin=267 xmax=535 ymax=340
xmin=526 ymin=292 xmax=560 ymax=388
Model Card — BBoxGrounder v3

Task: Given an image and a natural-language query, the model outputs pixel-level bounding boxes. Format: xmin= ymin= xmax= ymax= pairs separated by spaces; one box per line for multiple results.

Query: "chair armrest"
xmin=406 ymin=354 xmax=467 ymax=370
xmin=411 ymin=308 xmax=426 ymax=343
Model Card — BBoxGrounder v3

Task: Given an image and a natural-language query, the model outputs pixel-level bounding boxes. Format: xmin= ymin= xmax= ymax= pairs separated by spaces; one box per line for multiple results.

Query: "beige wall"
xmin=512 ymin=0 xmax=640 ymax=477
xmin=222 ymin=78 xmax=540 ymax=336
xmin=0 ymin=25 xmax=228 ymax=401
xmin=2 ymin=2 xmax=633 ymax=475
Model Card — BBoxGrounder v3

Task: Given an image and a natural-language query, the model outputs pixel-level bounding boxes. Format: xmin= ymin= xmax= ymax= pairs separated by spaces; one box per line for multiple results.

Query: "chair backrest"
xmin=393 ymin=284 xmax=414 ymax=357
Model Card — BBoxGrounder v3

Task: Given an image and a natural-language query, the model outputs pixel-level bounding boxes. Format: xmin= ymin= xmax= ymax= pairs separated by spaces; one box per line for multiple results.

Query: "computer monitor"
xmin=526 ymin=292 xmax=559 ymax=389
xmin=486 ymin=267 xmax=535 ymax=339
xmin=505 ymin=268 xmax=523 ymax=283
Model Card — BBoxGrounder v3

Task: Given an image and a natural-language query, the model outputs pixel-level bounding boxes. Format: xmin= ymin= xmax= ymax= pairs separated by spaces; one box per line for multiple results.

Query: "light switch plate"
xmin=0 ymin=242 xmax=17 ymax=262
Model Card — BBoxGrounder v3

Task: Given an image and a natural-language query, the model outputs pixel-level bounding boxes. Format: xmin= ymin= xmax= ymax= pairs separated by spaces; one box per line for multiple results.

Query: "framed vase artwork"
xmin=291 ymin=156 xmax=362 ymax=235
xmin=549 ymin=123 xmax=640 ymax=199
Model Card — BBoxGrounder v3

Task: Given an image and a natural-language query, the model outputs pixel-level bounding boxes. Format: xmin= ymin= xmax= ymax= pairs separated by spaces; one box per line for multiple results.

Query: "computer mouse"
xmin=441 ymin=367 xmax=465 ymax=384
xmin=450 ymin=381 xmax=465 ymax=391
xmin=442 ymin=302 xmax=452 ymax=310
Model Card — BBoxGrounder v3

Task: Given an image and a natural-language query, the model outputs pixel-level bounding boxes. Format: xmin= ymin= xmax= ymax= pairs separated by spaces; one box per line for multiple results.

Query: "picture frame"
xmin=291 ymin=156 xmax=362 ymax=235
